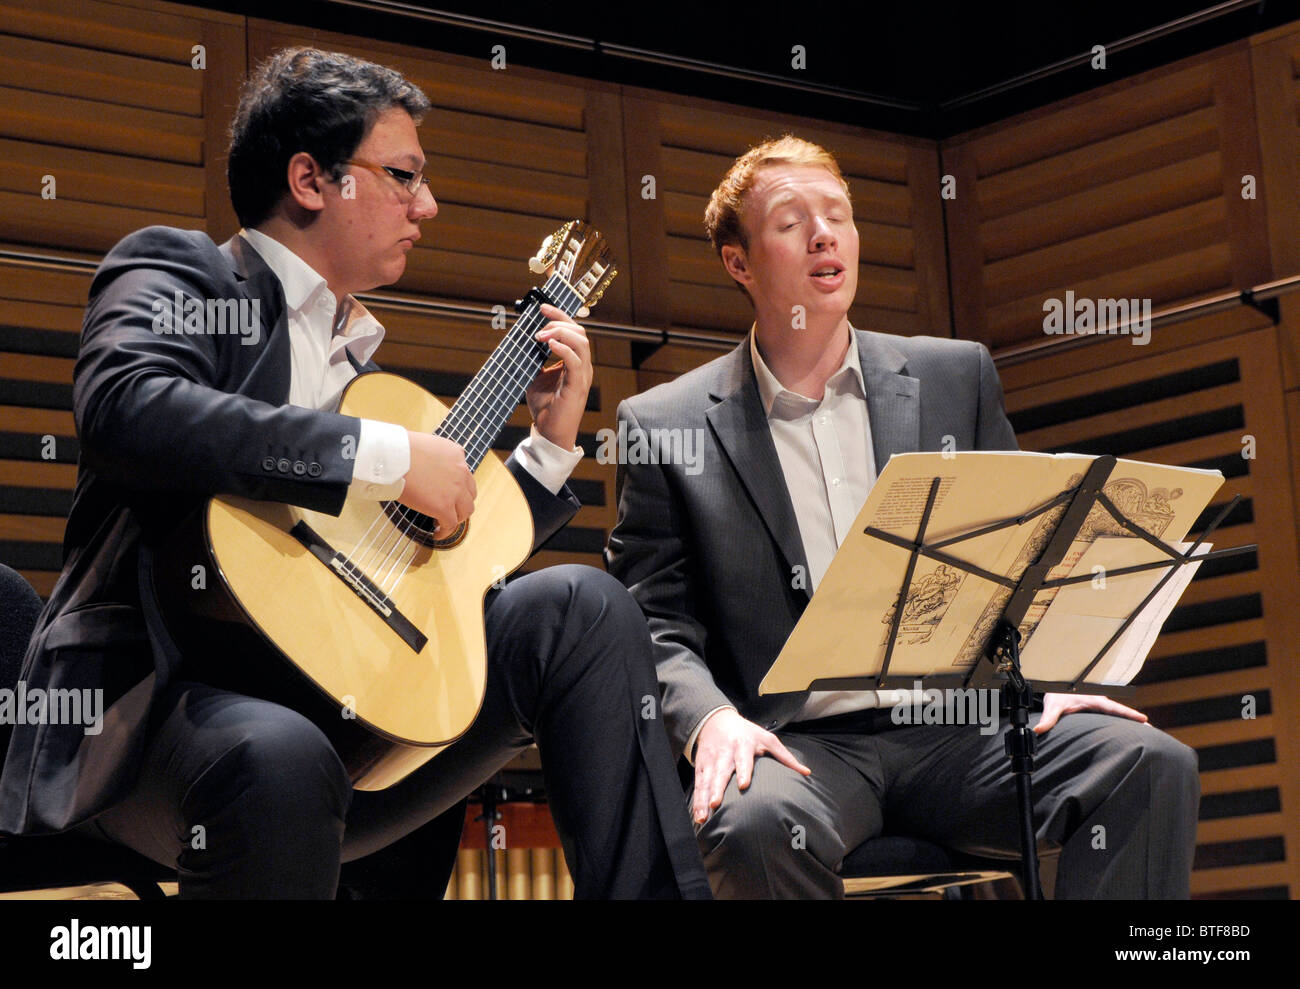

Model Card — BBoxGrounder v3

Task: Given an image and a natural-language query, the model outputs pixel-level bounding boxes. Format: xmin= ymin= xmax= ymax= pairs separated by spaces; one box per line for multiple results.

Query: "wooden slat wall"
xmin=0 ymin=0 xmax=243 ymax=251
xmin=941 ymin=44 xmax=1271 ymax=352
xmin=998 ymin=320 xmax=1300 ymax=899
xmin=0 ymin=262 xmax=90 ymax=598
xmin=623 ymin=91 xmax=950 ymax=391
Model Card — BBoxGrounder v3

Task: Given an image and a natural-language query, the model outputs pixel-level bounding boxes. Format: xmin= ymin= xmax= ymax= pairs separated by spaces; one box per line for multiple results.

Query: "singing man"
xmin=606 ymin=135 xmax=1199 ymax=898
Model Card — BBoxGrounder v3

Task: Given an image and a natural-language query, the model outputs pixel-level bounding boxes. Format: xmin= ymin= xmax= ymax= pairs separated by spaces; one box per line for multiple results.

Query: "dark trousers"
xmin=77 ymin=565 xmax=711 ymax=899
xmin=693 ymin=709 xmax=1200 ymax=899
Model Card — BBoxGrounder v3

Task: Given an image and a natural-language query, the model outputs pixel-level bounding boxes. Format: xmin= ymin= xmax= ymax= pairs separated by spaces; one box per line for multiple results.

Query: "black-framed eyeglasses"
xmin=344 ymin=159 xmax=431 ymax=199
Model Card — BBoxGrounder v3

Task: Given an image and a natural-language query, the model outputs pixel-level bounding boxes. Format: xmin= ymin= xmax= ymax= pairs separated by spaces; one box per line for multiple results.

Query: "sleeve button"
xmin=277 ymin=458 xmax=291 ymax=474
xmin=262 ymin=456 xmax=276 ymax=472
xmin=292 ymin=460 xmax=307 ymax=476
xmin=307 ymin=462 xmax=322 ymax=477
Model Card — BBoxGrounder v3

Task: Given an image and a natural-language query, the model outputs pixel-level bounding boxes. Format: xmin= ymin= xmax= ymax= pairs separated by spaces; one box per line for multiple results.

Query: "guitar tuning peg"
xmin=576 ymin=305 xmax=590 ymax=319
xmin=529 ymin=232 xmax=554 ymax=274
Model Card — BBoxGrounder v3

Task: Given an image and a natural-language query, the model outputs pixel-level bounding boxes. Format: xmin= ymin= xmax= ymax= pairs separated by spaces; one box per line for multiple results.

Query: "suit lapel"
xmin=220 ymin=233 xmax=292 ymax=404
xmin=856 ymin=329 xmax=920 ymax=475
xmin=705 ymin=340 xmax=811 ymax=592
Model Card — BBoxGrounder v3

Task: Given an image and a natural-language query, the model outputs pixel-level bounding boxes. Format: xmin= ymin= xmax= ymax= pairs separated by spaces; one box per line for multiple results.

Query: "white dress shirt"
xmin=239 ymin=227 xmax=583 ymax=497
xmin=686 ymin=324 xmax=908 ymax=760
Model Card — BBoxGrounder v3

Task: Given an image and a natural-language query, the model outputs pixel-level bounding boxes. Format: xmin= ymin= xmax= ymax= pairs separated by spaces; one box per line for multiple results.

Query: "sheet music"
xmin=761 ymin=451 xmax=1224 ymax=695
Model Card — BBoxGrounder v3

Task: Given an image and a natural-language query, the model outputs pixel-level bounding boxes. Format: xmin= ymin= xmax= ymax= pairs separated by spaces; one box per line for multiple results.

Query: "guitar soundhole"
xmin=381 ymin=501 xmax=469 ymax=549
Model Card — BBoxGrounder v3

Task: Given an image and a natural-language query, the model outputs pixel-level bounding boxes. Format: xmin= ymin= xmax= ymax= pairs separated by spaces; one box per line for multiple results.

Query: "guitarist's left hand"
xmin=526 ymin=302 xmax=593 ymax=451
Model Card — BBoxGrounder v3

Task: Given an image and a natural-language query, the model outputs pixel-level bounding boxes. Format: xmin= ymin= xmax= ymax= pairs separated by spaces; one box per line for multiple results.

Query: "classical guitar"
xmin=153 ymin=221 xmax=617 ymax=790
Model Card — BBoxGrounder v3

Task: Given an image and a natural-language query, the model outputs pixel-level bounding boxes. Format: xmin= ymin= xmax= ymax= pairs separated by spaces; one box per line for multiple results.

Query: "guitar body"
xmin=154 ymin=371 xmax=534 ymax=790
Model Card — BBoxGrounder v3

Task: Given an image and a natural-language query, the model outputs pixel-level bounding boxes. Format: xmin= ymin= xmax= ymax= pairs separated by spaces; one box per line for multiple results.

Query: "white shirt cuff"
xmin=684 ymin=705 xmax=736 ymax=765
xmin=350 ymin=418 xmax=410 ymax=500
xmin=513 ymin=424 xmax=583 ymax=495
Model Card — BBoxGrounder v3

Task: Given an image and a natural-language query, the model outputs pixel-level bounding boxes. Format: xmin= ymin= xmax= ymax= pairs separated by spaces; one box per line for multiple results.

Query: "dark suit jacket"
xmin=605 ymin=329 xmax=1018 ymax=757
xmin=0 ymin=226 xmax=578 ymax=835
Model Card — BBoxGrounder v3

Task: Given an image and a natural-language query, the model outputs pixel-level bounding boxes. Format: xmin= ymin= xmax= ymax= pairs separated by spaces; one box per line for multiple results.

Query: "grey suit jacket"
xmin=0 ymin=226 xmax=579 ymax=835
xmin=605 ymin=329 xmax=1018 ymax=756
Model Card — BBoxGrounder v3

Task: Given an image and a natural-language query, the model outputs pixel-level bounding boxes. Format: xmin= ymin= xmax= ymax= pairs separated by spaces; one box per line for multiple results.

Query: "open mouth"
xmin=810 ymin=264 xmax=843 ymax=279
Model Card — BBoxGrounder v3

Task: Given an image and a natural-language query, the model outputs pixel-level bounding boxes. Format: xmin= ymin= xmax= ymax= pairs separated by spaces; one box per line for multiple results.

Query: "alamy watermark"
xmin=0 ymin=681 xmax=103 ymax=736
xmin=151 ymin=291 xmax=261 ymax=346
xmin=889 ymin=682 xmax=999 ymax=735
xmin=595 ymin=422 xmax=706 ymax=476
xmin=1043 ymin=291 xmax=1151 ymax=346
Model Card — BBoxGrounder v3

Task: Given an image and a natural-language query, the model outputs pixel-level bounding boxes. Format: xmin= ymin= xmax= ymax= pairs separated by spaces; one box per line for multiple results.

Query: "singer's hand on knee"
xmin=399 ymin=432 xmax=477 ymax=538
xmin=1034 ymin=692 xmax=1149 ymax=735
xmin=691 ymin=708 xmax=810 ymax=824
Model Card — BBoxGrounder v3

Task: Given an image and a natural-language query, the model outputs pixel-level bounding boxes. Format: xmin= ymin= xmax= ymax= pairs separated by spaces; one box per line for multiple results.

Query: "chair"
xmin=840 ymin=834 xmax=1058 ymax=898
xmin=0 ymin=563 xmax=173 ymax=899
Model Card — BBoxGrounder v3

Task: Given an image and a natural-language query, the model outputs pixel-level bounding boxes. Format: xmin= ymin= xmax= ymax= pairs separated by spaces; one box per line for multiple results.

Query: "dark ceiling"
xmin=208 ymin=0 xmax=1295 ymax=136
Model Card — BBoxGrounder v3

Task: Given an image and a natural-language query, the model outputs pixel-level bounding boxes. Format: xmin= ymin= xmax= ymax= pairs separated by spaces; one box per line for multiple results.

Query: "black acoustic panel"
xmin=1163 ymin=593 xmax=1262 ymax=635
xmin=0 ymin=432 xmax=79 ymax=463
xmin=1199 ymin=787 xmax=1281 ymax=821
xmin=1187 ymin=453 xmax=1250 ymax=480
xmin=1194 ymin=885 xmax=1290 ymax=900
xmin=1009 ymin=360 xmax=1239 ymax=435
xmin=1135 ymin=641 xmax=1267 ymax=685
xmin=0 ymin=378 xmax=72 ymax=411
xmin=0 ymin=487 xmax=74 ymax=517
xmin=0 ymin=326 xmax=81 ymax=359
xmin=1145 ymin=690 xmax=1271 ymax=729
xmin=1044 ymin=406 xmax=1245 ymax=458
xmin=0 ymin=540 xmax=62 ymax=571
xmin=536 ymin=526 xmax=606 ymax=555
xmin=1189 ymin=549 xmax=1256 ymax=581
xmin=566 ymin=478 xmax=606 ymax=506
xmin=493 ymin=424 xmax=602 ymax=459
xmin=1195 ymin=738 xmax=1275 ymax=772
xmin=1191 ymin=497 xmax=1252 ymax=533
xmin=1193 ymin=836 xmax=1285 ymax=870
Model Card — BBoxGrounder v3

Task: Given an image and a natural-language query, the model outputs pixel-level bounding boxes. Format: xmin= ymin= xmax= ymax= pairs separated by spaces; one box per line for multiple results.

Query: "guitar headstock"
xmin=528 ymin=220 xmax=618 ymax=317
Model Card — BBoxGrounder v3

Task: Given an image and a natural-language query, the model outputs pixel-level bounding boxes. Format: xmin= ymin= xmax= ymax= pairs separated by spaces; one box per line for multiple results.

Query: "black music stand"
xmin=795 ymin=454 xmax=1254 ymax=899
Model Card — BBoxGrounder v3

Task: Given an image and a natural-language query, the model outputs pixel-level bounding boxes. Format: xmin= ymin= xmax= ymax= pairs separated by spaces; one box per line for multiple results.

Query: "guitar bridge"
xmin=289 ymin=520 xmax=428 ymax=653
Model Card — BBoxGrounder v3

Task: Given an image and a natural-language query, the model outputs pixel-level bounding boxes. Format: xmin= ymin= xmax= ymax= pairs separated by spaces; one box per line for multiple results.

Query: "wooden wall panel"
xmin=0 ymin=0 xmax=244 ymax=253
xmin=0 ymin=259 xmax=93 ymax=597
xmin=942 ymin=44 xmax=1272 ymax=352
xmin=1003 ymin=326 xmax=1300 ymax=899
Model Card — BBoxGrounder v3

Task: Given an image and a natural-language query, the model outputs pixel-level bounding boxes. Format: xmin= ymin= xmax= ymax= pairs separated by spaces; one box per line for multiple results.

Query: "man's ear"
xmin=720 ymin=243 xmax=750 ymax=287
xmin=284 ymin=151 xmax=330 ymax=214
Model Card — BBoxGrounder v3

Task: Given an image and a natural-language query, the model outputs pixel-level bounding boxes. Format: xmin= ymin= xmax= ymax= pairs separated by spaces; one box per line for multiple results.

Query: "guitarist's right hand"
xmin=400 ymin=432 xmax=477 ymax=538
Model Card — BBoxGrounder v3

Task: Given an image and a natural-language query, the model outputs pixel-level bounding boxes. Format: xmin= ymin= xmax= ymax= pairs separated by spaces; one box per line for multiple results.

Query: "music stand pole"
xmin=989 ymin=620 xmax=1041 ymax=899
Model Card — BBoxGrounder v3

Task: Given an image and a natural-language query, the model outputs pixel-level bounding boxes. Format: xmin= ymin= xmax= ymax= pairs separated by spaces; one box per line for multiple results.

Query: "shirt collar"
xmin=239 ymin=226 xmax=386 ymax=364
xmin=749 ymin=324 xmax=865 ymax=417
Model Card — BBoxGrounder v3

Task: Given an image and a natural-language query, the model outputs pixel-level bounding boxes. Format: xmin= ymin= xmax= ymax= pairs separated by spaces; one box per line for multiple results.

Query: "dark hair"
xmin=227 ymin=47 xmax=432 ymax=227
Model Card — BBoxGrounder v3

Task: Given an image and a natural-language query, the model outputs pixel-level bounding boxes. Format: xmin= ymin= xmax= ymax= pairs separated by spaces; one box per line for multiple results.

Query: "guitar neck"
xmin=434 ymin=272 xmax=583 ymax=469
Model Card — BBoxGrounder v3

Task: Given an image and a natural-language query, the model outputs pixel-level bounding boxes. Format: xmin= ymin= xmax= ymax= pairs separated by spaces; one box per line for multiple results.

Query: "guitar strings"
xmin=355 ymin=275 xmax=585 ymax=597
xmin=377 ymin=278 xmax=582 ymax=593
xmin=378 ymin=290 xmax=564 ymax=592
xmin=373 ymin=307 xmax=549 ymax=594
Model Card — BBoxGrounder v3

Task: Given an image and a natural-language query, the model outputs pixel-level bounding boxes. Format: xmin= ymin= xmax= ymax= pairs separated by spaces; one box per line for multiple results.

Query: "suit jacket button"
xmin=307 ymin=462 xmax=322 ymax=478
xmin=277 ymin=458 xmax=291 ymax=474
xmin=292 ymin=460 xmax=307 ymax=476
xmin=262 ymin=456 xmax=276 ymax=472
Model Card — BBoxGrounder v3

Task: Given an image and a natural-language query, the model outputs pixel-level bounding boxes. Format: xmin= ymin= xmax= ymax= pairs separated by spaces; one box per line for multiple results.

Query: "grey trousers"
xmin=691 ymin=708 xmax=1200 ymax=899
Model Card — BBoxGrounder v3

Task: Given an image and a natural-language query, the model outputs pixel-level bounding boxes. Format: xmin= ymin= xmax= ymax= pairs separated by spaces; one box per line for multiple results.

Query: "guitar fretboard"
xmin=435 ymin=272 xmax=583 ymax=470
